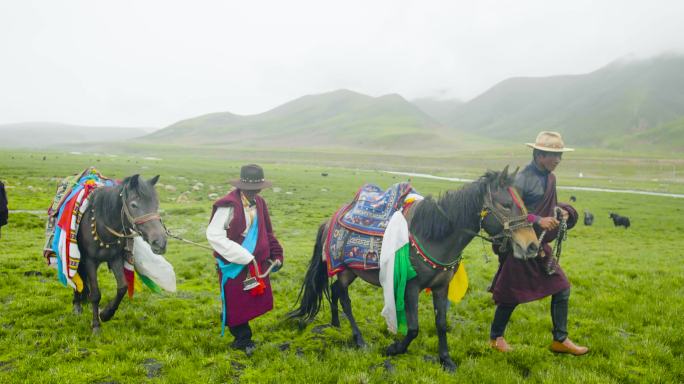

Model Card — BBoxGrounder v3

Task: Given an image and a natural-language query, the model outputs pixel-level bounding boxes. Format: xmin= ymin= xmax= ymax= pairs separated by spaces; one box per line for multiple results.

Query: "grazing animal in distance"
xmin=583 ymin=210 xmax=594 ymax=226
xmin=609 ymin=213 xmax=630 ymax=228
xmin=569 ymin=195 xmax=576 ymax=202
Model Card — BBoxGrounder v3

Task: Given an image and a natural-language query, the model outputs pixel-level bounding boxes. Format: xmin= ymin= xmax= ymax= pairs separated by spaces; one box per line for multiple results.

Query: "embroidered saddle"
xmin=324 ymin=182 xmax=416 ymax=276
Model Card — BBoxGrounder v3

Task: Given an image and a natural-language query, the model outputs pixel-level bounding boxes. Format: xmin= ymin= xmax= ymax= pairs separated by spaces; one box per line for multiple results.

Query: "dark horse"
xmin=74 ymin=174 xmax=167 ymax=333
xmin=288 ymin=167 xmax=539 ymax=371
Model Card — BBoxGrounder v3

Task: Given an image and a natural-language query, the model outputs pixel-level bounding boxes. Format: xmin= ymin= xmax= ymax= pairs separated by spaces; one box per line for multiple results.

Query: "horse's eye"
xmin=130 ymin=201 xmax=139 ymax=209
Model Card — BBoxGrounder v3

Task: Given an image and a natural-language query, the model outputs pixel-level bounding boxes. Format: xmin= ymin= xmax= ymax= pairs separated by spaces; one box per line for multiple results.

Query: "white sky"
xmin=1 ymin=0 xmax=683 ymax=128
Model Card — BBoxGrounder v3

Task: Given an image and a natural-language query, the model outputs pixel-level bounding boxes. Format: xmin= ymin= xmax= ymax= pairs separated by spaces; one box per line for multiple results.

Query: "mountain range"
xmin=3 ymin=55 xmax=683 ymax=152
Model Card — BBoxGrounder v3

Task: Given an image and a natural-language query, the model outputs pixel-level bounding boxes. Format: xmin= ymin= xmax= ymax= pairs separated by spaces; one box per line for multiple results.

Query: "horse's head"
xmin=480 ymin=166 xmax=539 ymax=260
xmin=122 ymin=174 xmax=167 ymax=254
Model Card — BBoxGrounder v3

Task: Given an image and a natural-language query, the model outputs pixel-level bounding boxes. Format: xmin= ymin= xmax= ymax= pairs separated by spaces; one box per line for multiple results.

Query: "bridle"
xmin=471 ymin=185 xmax=531 ymax=253
xmin=102 ymin=183 xmax=162 ymax=240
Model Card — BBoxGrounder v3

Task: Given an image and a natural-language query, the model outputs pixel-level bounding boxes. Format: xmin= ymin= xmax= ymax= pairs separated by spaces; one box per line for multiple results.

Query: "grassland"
xmin=0 ymin=149 xmax=683 ymax=383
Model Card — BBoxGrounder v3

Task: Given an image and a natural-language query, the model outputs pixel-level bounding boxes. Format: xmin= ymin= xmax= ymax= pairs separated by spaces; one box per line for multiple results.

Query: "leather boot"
xmin=489 ymin=337 xmax=512 ymax=352
xmin=550 ymin=338 xmax=588 ymax=355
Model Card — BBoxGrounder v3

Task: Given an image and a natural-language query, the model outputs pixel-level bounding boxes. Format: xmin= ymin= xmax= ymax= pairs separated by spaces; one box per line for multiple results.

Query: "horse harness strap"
xmin=409 ymin=233 xmax=460 ymax=271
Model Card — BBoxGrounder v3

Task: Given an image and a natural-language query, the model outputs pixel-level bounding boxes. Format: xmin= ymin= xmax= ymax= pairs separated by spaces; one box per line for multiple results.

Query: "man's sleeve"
xmin=0 ymin=182 xmax=8 ymax=227
xmin=206 ymin=206 xmax=254 ymax=264
xmin=261 ymin=202 xmax=283 ymax=264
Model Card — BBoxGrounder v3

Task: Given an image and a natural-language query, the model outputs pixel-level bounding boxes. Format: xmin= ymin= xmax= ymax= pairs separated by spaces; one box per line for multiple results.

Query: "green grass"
xmin=1 ymin=149 xmax=683 ymax=383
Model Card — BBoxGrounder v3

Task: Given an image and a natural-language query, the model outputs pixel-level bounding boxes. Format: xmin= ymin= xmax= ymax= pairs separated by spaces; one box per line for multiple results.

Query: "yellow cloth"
xmin=72 ymin=273 xmax=84 ymax=293
xmin=447 ymin=262 xmax=468 ymax=303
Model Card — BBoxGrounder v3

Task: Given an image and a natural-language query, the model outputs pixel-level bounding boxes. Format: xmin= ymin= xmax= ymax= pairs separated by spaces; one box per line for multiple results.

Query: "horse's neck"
xmin=432 ymin=186 xmax=485 ymax=262
xmin=94 ymin=186 xmax=124 ymax=231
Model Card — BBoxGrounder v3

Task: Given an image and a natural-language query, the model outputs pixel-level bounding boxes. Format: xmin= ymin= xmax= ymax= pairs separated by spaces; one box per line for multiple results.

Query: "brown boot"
xmin=550 ymin=338 xmax=588 ymax=356
xmin=489 ymin=337 xmax=512 ymax=352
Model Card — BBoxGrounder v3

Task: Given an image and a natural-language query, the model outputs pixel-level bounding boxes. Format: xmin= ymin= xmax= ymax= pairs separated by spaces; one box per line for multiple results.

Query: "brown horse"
xmin=288 ymin=167 xmax=539 ymax=371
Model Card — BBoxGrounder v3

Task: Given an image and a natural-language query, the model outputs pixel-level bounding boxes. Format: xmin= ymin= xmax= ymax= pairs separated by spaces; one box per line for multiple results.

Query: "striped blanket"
xmin=45 ymin=168 xmax=114 ymax=291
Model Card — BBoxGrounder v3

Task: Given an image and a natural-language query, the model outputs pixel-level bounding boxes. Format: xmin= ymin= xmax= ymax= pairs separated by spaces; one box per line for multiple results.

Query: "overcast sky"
xmin=1 ymin=0 xmax=683 ymax=128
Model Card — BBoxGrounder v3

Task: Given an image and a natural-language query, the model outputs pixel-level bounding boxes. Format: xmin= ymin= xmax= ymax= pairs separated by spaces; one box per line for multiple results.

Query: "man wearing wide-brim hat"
xmin=488 ymin=131 xmax=588 ymax=356
xmin=206 ymin=164 xmax=283 ymax=355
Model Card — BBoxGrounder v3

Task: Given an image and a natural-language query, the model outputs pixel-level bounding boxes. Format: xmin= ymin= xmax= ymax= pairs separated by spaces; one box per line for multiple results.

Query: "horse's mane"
xmin=95 ymin=175 xmax=156 ymax=215
xmin=410 ymin=170 xmax=504 ymax=241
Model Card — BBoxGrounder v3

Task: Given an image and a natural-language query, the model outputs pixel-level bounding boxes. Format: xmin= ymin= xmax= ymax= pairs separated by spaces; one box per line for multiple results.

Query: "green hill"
xmin=145 ymin=89 xmax=488 ymax=152
xmin=433 ymin=55 xmax=684 ymax=148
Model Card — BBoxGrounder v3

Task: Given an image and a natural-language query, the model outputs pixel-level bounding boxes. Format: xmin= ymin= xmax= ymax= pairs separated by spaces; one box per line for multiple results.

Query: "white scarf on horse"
xmin=380 ymin=211 xmax=410 ymax=334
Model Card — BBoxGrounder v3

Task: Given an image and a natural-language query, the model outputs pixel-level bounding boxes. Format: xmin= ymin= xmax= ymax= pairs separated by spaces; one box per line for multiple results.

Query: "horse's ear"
xmin=128 ymin=174 xmax=140 ymax=189
xmin=499 ymin=165 xmax=510 ymax=186
xmin=510 ymin=166 xmax=520 ymax=182
xmin=149 ymin=175 xmax=160 ymax=186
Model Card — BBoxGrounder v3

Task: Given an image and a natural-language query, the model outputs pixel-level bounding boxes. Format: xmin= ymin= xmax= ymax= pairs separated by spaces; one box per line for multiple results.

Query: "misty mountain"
xmin=411 ymin=97 xmax=464 ymax=125
xmin=0 ymin=122 xmax=152 ymax=148
xmin=145 ymin=89 xmax=480 ymax=151
xmin=432 ymin=55 xmax=684 ymax=149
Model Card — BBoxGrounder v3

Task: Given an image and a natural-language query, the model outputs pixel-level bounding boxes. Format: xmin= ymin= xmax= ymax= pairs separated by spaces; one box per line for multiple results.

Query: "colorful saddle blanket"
xmin=325 ymin=182 xmax=417 ymax=277
xmin=339 ymin=182 xmax=415 ymax=236
xmin=43 ymin=167 xmax=115 ymax=291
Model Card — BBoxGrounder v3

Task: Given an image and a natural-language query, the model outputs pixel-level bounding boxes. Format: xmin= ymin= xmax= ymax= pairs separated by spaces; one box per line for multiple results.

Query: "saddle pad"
xmin=325 ymin=206 xmax=383 ymax=277
xmin=339 ymin=182 xmax=414 ymax=236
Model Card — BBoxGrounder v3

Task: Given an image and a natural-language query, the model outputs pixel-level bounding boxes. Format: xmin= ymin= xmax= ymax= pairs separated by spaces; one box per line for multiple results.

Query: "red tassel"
xmin=124 ymin=265 xmax=135 ymax=298
xmin=248 ymin=262 xmax=266 ymax=296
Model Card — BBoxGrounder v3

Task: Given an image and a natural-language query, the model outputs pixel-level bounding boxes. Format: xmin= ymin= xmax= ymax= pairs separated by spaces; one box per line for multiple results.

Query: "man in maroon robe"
xmin=206 ymin=164 xmax=283 ymax=354
xmin=0 ymin=180 xmax=7 ymax=239
xmin=488 ymin=132 xmax=588 ymax=356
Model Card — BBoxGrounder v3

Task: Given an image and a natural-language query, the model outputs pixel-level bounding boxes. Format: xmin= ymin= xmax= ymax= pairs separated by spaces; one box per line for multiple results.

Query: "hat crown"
xmin=526 ymin=131 xmax=574 ymax=152
xmin=239 ymin=164 xmax=265 ymax=184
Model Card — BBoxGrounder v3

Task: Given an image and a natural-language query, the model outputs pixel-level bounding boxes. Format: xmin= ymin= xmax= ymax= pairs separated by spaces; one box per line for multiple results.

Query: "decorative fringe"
xmin=248 ymin=262 xmax=266 ymax=296
xmin=138 ymin=273 xmax=162 ymax=293
xmin=124 ymin=261 xmax=135 ymax=298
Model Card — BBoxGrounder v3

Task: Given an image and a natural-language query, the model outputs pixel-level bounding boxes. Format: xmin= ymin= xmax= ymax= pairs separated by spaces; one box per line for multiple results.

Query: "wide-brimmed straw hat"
xmin=229 ymin=164 xmax=272 ymax=190
xmin=525 ymin=131 xmax=574 ymax=152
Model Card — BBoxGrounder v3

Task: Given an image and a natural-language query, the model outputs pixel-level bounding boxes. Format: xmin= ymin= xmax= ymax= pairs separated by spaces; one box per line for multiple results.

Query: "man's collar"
xmin=240 ymin=192 xmax=256 ymax=207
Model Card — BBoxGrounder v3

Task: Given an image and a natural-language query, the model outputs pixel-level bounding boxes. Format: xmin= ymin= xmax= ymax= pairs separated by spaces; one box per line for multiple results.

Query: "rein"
xmin=91 ymin=184 xmax=163 ymax=248
xmin=473 ymin=185 xmax=532 ymax=253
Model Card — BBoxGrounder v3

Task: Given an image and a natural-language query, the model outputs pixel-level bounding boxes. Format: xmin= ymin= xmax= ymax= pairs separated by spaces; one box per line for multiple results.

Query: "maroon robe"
xmin=210 ymin=189 xmax=284 ymax=327
xmin=489 ymin=173 xmax=578 ymax=305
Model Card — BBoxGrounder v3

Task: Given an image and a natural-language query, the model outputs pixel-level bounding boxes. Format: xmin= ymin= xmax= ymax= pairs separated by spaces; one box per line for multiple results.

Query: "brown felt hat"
xmin=526 ymin=131 xmax=574 ymax=152
xmin=229 ymin=164 xmax=272 ymax=190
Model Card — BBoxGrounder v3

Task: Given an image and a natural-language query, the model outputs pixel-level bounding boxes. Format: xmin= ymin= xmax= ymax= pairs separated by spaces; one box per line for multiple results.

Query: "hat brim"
xmin=526 ymin=143 xmax=574 ymax=152
xmin=229 ymin=179 xmax=273 ymax=190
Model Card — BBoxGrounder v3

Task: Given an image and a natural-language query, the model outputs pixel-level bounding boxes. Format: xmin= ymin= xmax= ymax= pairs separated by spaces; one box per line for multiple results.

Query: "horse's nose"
xmin=152 ymin=237 xmax=167 ymax=254
xmin=527 ymin=242 xmax=539 ymax=257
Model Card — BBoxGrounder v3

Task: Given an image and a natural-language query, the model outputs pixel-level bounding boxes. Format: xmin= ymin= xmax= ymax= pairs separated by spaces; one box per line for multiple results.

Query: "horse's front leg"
xmin=330 ymin=280 xmax=341 ymax=327
xmin=83 ymin=259 xmax=102 ymax=333
xmin=386 ymin=279 xmax=420 ymax=356
xmin=433 ymin=286 xmax=456 ymax=372
xmin=99 ymin=256 xmax=128 ymax=322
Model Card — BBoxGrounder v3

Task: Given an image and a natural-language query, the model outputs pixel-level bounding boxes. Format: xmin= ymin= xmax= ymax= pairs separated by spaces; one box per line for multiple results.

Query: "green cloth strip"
xmin=394 ymin=243 xmax=417 ymax=335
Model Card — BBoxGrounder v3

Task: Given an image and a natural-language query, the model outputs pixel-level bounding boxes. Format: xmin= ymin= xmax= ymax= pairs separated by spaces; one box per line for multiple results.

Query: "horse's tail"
xmin=286 ymin=222 xmax=330 ymax=323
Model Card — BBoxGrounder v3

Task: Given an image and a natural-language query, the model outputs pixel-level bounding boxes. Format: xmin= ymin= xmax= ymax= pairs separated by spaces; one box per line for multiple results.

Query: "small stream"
xmin=383 ymin=171 xmax=684 ymax=199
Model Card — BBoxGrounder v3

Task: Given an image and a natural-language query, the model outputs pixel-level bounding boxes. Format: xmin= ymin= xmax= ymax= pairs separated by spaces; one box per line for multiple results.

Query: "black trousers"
xmin=229 ymin=322 xmax=253 ymax=348
xmin=490 ymin=288 xmax=570 ymax=342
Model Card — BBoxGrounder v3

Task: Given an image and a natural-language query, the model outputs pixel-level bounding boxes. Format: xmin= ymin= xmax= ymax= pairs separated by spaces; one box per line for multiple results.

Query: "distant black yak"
xmin=583 ymin=210 xmax=594 ymax=226
xmin=569 ymin=195 xmax=576 ymax=202
xmin=609 ymin=213 xmax=630 ymax=228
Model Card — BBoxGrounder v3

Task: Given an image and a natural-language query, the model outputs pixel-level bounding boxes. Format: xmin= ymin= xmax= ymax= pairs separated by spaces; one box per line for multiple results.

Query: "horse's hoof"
xmin=385 ymin=342 xmax=404 ymax=356
xmin=99 ymin=309 xmax=113 ymax=322
xmin=440 ymin=357 xmax=457 ymax=373
xmin=91 ymin=326 xmax=101 ymax=335
xmin=331 ymin=319 xmax=340 ymax=328
xmin=73 ymin=306 xmax=82 ymax=315
xmin=354 ymin=336 xmax=367 ymax=349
